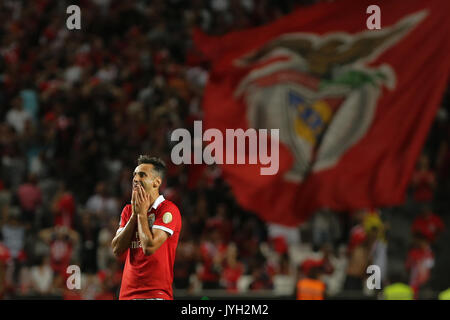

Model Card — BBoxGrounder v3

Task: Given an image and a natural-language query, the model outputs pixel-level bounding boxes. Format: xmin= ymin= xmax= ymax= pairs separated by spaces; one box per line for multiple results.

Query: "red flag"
xmin=194 ymin=0 xmax=450 ymax=226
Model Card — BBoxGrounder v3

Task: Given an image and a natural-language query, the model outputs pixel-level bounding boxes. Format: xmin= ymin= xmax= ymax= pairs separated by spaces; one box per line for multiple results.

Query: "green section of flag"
xmin=320 ymin=70 xmax=387 ymax=90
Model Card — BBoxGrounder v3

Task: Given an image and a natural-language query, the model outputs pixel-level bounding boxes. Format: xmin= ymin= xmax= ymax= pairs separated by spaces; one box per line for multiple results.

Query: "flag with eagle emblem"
xmin=194 ymin=0 xmax=450 ymax=226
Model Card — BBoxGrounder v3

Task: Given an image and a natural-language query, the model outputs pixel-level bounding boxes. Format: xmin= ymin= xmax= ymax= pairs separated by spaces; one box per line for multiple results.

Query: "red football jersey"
xmin=118 ymin=195 xmax=181 ymax=300
xmin=411 ymin=214 xmax=445 ymax=243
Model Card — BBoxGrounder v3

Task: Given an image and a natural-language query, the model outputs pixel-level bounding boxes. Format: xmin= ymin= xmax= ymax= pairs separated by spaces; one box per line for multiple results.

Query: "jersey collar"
xmin=150 ymin=194 xmax=165 ymax=211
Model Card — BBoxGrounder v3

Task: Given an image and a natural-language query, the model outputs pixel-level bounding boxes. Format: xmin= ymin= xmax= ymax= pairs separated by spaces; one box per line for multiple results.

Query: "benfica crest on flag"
xmin=194 ymin=0 xmax=450 ymax=226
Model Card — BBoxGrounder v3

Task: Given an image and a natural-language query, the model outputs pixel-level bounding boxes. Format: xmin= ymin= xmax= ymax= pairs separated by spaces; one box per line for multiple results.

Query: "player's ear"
xmin=153 ymin=177 xmax=162 ymax=189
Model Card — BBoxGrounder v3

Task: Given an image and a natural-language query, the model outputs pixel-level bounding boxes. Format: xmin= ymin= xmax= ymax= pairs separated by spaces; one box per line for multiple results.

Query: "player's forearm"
xmin=112 ymin=213 xmax=137 ymax=257
xmin=137 ymin=212 xmax=157 ymax=255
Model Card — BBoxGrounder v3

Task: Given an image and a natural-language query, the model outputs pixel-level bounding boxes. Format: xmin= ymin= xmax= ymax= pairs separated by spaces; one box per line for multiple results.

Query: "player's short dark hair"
xmin=137 ymin=155 xmax=166 ymax=180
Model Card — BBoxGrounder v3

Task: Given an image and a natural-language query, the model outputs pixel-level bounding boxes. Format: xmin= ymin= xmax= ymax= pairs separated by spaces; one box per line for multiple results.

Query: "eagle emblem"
xmin=234 ymin=11 xmax=427 ymax=182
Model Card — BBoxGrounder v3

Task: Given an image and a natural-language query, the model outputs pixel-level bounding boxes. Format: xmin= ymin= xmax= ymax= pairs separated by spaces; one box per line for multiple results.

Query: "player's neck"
xmin=148 ymin=191 xmax=160 ymax=208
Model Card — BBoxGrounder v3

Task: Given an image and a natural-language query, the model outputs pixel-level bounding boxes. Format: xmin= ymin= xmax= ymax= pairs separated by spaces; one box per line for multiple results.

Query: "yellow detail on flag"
xmin=294 ymin=100 xmax=332 ymax=145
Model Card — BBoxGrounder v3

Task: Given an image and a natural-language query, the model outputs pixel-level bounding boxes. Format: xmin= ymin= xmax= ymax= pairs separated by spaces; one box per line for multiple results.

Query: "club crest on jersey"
xmin=148 ymin=213 xmax=155 ymax=227
xmin=233 ymin=11 xmax=426 ymax=182
xmin=162 ymin=212 xmax=172 ymax=224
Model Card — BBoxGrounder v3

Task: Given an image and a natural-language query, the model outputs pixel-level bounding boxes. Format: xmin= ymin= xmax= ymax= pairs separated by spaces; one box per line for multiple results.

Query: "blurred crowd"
xmin=0 ymin=0 xmax=449 ymax=300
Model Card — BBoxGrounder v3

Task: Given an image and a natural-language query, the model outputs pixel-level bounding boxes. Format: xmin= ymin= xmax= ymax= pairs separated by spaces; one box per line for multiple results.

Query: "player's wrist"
xmin=136 ymin=209 xmax=147 ymax=217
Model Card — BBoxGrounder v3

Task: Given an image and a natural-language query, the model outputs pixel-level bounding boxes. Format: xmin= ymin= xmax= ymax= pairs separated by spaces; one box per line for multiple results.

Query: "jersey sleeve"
xmin=118 ymin=204 xmax=132 ymax=232
xmin=152 ymin=202 xmax=181 ymax=237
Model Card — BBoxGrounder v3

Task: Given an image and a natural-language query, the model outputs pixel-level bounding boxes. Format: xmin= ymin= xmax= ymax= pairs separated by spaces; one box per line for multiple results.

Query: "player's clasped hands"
xmin=132 ymin=184 xmax=151 ymax=215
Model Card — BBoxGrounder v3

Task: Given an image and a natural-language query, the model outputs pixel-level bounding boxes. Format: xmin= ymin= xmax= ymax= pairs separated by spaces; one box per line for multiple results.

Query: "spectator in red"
xmin=405 ymin=233 xmax=435 ymax=298
xmin=62 ymin=285 xmax=83 ymax=300
xmin=300 ymin=259 xmax=322 ymax=278
xmin=38 ymin=226 xmax=79 ymax=278
xmin=300 ymin=244 xmax=334 ymax=279
xmin=410 ymin=154 xmax=436 ymax=204
xmin=16 ymin=173 xmax=42 ymax=226
xmin=269 ymin=236 xmax=289 ymax=256
xmin=220 ymin=243 xmax=244 ymax=293
xmin=347 ymin=210 xmax=367 ymax=255
xmin=411 ymin=205 xmax=445 ymax=244
xmin=96 ymin=259 xmax=122 ymax=300
xmin=198 ymin=228 xmax=227 ymax=289
xmin=51 ymin=182 xmax=75 ymax=229
xmin=0 ymin=237 xmax=11 ymax=299
xmin=95 ymin=281 xmax=115 ymax=300
xmin=249 ymin=260 xmax=274 ymax=291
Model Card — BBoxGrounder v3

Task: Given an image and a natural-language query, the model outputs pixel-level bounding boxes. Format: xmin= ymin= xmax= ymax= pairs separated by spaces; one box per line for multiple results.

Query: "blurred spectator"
xmin=317 ymin=244 xmax=335 ymax=275
xmin=95 ymin=280 xmax=115 ymax=300
xmin=188 ymin=193 xmax=209 ymax=237
xmin=277 ymin=252 xmax=294 ymax=276
xmin=51 ymin=182 xmax=76 ymax=229
xmin=410 ymin=154 xmax=436 ymax=204
xmin=296 ymin=266 xmax=326 ymax=300
xmin=343 ymin=225 xmax=378 ymax=293
xmin=86 ymin=182 xmax=119 ymax=221
xmin=17 ymin=173 xmax=42 ymax=227
xmin=248 ymin=251 xmax=274 ymax=291
xmin=19 ymin=80 xmax=39 ymax=124
xmin=97 ymin=217 xmax=118 ymax=271
xmin=0 ymin=179 xmax=12 ymax=210
xmin=220 ymin=243 xmax=244 ymax=293
xmin=96 ymin=258 xmax=122 ymax=300
xmin=5 ymin=96 xmax=31 ymax=135
xmin=197 ymin=228 xmax=226 ymax=289
xmin=173 ymin=235 xmax=198 ymax=291
xmin=300 ymin=244 xmax=335 ymax=279
xmin=405 ymin=233 xmax=435 ymax=298
xmin=29 ymin=255 xmax=54 ymax=296
xmin=411 ymin=205 xmax=445 ymax=244
xmin=364 ymin=210 xmax=388 ymax=285
xmin=78 ymin=212 xmax=100 ymax=274
xmin=16 ymin=264 xmax=32 ymax=297
xmin=29 ymin=151 xmax=49 ymax=179
xmin=81 ymin=273 xmax=101 ymax=300
xmin=38 ymin=226 xmax=79 ymax=279
xmin=62 ymin=286 xmax=83 ymax=300
xmin=311 ymin=208 xmax=341 ymax=252
xmin=206 ymin=203 xmax=233 ymax=243
xmin=249 ymin=265 xmax=274 ymax=291
xmin=346 ymin=209 xmax=388 ymax=286
xmin=0 ymin=206 xmax=27 ymax=266
xmin=0 ymin=206 xmax=28 ymax=297
xmin=347 ymin=210 xmax=367 ymax=254
xmin=0 ymin=234 xmax=11 ymax=299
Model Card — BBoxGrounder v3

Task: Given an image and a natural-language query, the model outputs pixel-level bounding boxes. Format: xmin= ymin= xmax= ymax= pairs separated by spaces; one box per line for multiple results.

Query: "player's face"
xmin=132 ymin=164 xmax=156 ymax=193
